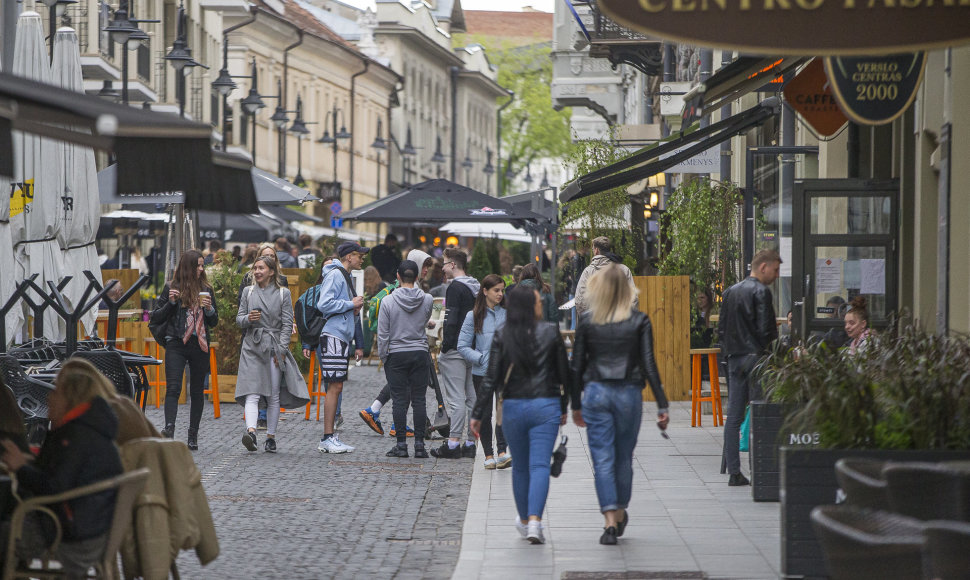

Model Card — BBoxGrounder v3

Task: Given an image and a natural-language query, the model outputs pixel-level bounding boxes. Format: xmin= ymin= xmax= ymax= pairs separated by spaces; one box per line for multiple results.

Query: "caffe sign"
xmin=597 ymin=0 xmax=970 ymax=56
xmin=824 ymin=53 xmax=926 ymax=125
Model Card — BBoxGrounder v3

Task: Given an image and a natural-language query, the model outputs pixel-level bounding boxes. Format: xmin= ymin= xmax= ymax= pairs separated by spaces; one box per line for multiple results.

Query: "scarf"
xmin=183 ymin=305 xmax=209 ymax=352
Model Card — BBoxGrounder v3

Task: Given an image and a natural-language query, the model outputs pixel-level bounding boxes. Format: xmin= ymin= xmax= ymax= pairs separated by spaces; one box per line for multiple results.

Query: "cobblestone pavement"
xmin=145 ymin=362 xmax=473 ymax=580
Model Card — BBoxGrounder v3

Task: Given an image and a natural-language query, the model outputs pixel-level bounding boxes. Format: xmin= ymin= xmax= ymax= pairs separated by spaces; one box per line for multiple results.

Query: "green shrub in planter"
xmin=206 ymin=252 xmax=244 ymax=375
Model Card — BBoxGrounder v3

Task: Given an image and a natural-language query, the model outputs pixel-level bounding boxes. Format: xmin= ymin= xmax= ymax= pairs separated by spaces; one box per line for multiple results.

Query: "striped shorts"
xmin=317 ymin=334 xmax=351 ymax=383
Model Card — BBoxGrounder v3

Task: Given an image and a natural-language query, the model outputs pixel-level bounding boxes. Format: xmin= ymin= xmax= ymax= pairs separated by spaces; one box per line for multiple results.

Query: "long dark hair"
xmin=171 ymin=249 xmax=207 ymax=307
xmin=502 ymin=285 xmax=540 ymax=372
xmin=473 ymin=274 xmax=505 ymax=334
xmin=519 ymin=263 xmax=550 ymax=294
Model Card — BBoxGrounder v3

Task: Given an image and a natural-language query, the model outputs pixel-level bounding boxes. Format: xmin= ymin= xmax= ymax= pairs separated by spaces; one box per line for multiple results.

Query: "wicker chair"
xmin=1 ymin=468 xmax=149 ymax=580
xmin=70 ymin=351 xmax=135 ymax=400
xmin=0 ymin=354 xmax=55 ymax=420
xmin=810 ymin=504 xmax=924 ymax=580
xmin=883 ymin=462 xmax=970 ymax=523
xmin=922 ymin=519 xmax=970 ymax=580
xmin=835 ymin=457 xmax=890 ymax=510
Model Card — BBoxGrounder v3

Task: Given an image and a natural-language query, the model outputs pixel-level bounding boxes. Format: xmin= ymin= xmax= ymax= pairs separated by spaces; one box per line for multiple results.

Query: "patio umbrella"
xmin=12 ymin=12 xmax=65 ymax=341
xmin=440 ymin=221 xmax=532 ymax=243
xmin=52 ymin=27 xmax=101 ymax=338
xmin=340 ymin=179 xmax=545 ymax=223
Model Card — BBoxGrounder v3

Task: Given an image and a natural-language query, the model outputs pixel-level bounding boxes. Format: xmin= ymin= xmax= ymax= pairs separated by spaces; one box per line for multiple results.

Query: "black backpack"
xmin=295 ymin=267 xmax=355 ymax=348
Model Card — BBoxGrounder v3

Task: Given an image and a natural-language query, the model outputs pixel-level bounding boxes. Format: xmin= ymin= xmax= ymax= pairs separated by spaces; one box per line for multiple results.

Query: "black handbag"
xmin=550 ymin=433 xmax=568 ymax=478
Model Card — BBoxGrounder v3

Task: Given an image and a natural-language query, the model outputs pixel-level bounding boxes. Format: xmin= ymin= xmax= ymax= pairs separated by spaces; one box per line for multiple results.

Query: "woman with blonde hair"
xmin=59 ymin=359 xmax=160 ymax=444
xmin=572 ymin=263 xmax=670 ymax=545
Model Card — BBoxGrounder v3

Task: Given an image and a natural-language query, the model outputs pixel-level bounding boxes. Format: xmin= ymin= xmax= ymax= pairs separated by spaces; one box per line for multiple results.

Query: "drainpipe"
xmin=698 ymin=49 xmax=713 ymax=180
xmin=279 ymin=30 xmax=304 ymax=178
xmin=497 ymin=90 xmax=514 ymax=195
xmin=719 ymin=51 xmax=733 ymax=180
xmin=349 ymin=59 xmax=369 ymax=210
xmin=450 ymin=66 xmax=460 ymax=181
xmin=937 ymin=48 xmax=953 ymax=335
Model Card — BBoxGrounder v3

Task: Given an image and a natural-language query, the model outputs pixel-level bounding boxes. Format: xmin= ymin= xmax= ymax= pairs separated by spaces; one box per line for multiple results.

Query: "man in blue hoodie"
xmin=378 ymin=260 xmax=434 ymax=458
xmin=315 ymin=241 xmax=368 ymax=454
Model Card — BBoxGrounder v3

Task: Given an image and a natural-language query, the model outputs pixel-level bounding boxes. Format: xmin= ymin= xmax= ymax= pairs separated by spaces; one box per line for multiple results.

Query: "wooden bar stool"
xmin=690 ymin=347 xmax=723 ymax=427
xmin=205 ymin=344 xmax=221 ymax=419
xmin=305 ymin=350 xmax=326 ymax=421
xmin=142 ymin=338 xmax=165 ymax=409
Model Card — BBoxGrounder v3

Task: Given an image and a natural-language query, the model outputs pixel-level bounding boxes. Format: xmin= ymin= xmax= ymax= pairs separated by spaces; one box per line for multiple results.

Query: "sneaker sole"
xmin=484 ymin=463 xmax=497 ymax=470
xmin=359 ymin=410 xmax=385 ymax=435
xmin=242 ymin=433 xmax=257 ymax=452
xmin=527 ymin=535 xmax=544 ymax=544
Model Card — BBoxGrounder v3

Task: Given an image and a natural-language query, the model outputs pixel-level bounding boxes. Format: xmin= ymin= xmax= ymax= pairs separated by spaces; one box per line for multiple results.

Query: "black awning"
xmin=682 ymin=57 xmax=807 ymax=125
xmin=561 ymin=98 xmax=781 ymax=203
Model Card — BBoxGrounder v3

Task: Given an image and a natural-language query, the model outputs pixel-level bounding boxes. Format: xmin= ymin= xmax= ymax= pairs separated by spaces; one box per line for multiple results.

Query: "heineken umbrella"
xmin=0 ymin=58 xmax=22 ymax=347
xmin=12 ymin=12 xmax=65 ymax=341
xmin=440 ymin=221 xmax=532 ymax=243
xmin=52 ymin=27 xmax=100 ymax=337
xmin=340 ymin=179 xmax=545 ymax=223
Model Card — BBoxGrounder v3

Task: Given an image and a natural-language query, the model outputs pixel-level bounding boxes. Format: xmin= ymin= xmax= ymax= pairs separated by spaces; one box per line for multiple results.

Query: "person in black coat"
xmin=1 ymin=365 xmax=124 ymax=575
xmin=370 ymin=234 xmax=402 ymax=283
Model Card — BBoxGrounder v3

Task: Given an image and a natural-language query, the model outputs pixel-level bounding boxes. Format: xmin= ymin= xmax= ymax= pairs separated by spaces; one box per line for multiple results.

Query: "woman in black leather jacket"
xmin=470 ymin=285 xmax=581 ymax=545
xmin=572 ymin=264 xmax=670 ymax=545
xmin=150 ymin=249 xmax=218 ymax=450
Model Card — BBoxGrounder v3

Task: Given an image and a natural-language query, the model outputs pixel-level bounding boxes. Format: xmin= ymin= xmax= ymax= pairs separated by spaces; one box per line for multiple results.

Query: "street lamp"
xmin=96 ymin=80 xmax=120 ymax=100
xmin=371 ymin=116 xmax=387 ymax=201
xmin=430 ymin=135 xmax=446 ymax=178
xmin=317 ymin=103 xmax=351 ymax=197
xmin=483 ymin=148 xmax=495 ymax=194
xmin=164 ymin=3 xmax=207 ymax=118
xmin=239 ymin=59 xmax=269 ymax=160
xmin=102 ymin=0 xmax=147 ymax=105
xmin=401 ymin=124 xmax=416 ymax=187
xmin=523 ymin=163 xmax=533 ymax=187
xmin=288 ymin=94 xmax=313 ymax=187
xmin=540 ymin=168 xmax=550 ymax=189
xmin=41 ymin=0 xmax=77 ymax=61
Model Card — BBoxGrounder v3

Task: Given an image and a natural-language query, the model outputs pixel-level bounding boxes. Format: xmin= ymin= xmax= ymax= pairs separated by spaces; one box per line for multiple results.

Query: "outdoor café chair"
xmin=922 ymin=519 xmax=970 ymax=580
xmin=1 ymin=468 xmax=149 ymax=580
xmin=810 ymin=504 xmax=924 ymax=580
xmin=0 ymin=355 xmax=54 ymax=422
xmin=883 ymin=462 xmax=970 ymax=523
xmin=835 ymin=457 xmax=890 ymax=510
xmin=70 ymin=351 xmax=135 ymax=400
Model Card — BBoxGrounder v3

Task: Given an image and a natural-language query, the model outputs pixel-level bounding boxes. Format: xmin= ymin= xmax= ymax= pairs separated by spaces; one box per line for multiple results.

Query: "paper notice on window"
xmin=843 ymin=260 xmax=861 ymax=290
xmin=816 ymin=257 xmax=843 ymax=293
xmin=860 ymin=259 xmax=886 ymax=294
xmin=780 ymin=237 xmax=792 ymax=277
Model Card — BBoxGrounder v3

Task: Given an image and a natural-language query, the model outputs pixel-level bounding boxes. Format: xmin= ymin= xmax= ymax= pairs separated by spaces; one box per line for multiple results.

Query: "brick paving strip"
xmin=144 ymin=363 xmax=472 ymax=580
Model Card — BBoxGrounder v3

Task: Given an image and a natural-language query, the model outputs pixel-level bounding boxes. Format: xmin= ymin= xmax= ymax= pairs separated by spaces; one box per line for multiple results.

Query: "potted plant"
xmin=762 ymin=318 xmax=970 ymax=578
xmin=206 ymin=252 xmax=243 ymax=402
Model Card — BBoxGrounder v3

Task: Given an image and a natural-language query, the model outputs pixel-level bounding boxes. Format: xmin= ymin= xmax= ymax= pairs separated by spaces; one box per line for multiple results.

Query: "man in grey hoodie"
xmin=378 ymin=260 xmax=434 ymax=458
xmin=574 ymin=236 xmax=638 ymax=317
xmin=432 ymin=248 xmax=482 ymax=459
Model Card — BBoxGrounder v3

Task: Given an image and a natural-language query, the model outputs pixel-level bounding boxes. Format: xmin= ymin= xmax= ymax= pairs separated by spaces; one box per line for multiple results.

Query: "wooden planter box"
xmin=216 ymin=374 xmax=238 ymax=403
xmin=780 ymin=447 xmax=970 ymax=579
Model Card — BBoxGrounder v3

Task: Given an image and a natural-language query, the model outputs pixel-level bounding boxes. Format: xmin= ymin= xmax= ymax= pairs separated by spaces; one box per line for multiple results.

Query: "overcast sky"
xmin=340 ymin=0 xmax=555 ymax=13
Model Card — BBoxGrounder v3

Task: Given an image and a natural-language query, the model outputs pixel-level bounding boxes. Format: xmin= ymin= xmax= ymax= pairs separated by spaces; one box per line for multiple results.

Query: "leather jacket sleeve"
xmin=554 ymin=329 xmax=580 ymax=412
xmin=753 ymin=284 xmax=779 ymax=352
xmin=639 ymin=315 xmax=669 ymax=411
xmin=572 ymin=314 xmax=590 ymax=385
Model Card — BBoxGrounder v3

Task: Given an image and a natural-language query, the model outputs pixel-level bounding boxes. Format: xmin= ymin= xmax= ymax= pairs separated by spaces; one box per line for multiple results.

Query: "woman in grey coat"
xmin=235 ymin=256 xmax=309 ymax=453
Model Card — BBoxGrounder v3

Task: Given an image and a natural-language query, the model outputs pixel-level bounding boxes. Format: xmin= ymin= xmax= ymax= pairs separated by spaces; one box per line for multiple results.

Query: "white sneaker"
xmin=484 ymin=457 xmax=497 ymax=470
xmin=526 ymin=520 xmax=544 ymax=544
xmin=515 ymin=517 xmax=528 ymax=538
xmin=318 ymin=435 xmax=355 ymax=454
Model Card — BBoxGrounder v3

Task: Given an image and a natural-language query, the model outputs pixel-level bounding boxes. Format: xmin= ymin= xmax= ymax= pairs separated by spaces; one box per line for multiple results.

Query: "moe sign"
xmin=599 ymin=0 xmax=970 ymax=56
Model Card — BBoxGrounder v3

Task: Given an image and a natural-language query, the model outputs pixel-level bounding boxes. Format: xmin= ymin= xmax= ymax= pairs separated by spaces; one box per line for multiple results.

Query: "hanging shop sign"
xmin=823 ymin=53 xmax=926 ymax=125
xmin=783 ymin=59 xmax=847 ymax=137
xmin=596 ymin=0 xmax=970 ymax=56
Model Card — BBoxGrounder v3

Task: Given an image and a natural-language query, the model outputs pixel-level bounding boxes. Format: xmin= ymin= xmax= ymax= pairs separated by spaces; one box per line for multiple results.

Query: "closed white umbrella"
xmin=52 ymin=27 xmax=100 ymax=338
xmin=12 ymin=12 xmax=65 ymax=341
xmin=0 ymin=50 xmax=23 ymax=347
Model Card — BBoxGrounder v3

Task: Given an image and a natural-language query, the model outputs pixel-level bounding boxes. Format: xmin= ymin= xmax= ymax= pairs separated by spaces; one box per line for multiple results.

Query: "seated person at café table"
xmin=0 ymin=365 xmax=124 ymax=577
xmin=98 ymin=279 xmax=125 ymax=309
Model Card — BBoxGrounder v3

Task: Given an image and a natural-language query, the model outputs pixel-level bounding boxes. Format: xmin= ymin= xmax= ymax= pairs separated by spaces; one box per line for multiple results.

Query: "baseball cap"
xmin=337 ymin=241 xmax=370 ymax=258
xmin=398 ymin=260 xmax=419 ymax=279
xmin=406 ymin=249 xmax=432 ymax=269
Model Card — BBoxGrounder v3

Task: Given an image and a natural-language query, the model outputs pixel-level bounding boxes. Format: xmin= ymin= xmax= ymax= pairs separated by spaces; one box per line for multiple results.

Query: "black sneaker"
xmin=386 ymin=444 xmax=409 ymax=458
xmin=242 ymin=430 xmax=257 ymax=452
xmin=430 ymin=443 xmax=462 ymax=459
xmin=616 ymin=511 xmax=629 ymax=537
xmin=728 ymin=473 xmax=751 ymax=486
xmin=186 ymin=430 xmax=198 ymax=451
xmin=161 ymin=424 xmax=175 ymax=439
xmin=256 ymin=418 xmax=267 ymax=431
xmin=264 ymin=438 xmax=277 ymax=453
xmin=462 ymin=443 xmax=477 ymax=459
xmin=413 ymin=445 xmax=429 ymax=459
xmin=600 ymin=526 xmax=618 ymax=545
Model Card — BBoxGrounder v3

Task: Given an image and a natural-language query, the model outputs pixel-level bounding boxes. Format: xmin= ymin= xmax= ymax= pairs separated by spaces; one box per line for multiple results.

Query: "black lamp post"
xmin=371 ymin=116 xmax=387 ymax=199
xmin=400 ymin=124 xmax=416 ymax=187
xmin=483 ymin=148 xmax=495 ymax=194
xmin=288 ymin=94 xmax=312 ymax=187
xmin=317 ymin=103 xmax=352 ymax=197
xmin=540 ymin=167 xmax=550 ymax=189
xmin=97 ymin=80 xmax=120 ymax=100
xmin=461 ymin=148 xmax=473 ymax=187
xmin=430 ymin=135 xmax=446 ymax=179
xmin=213 ymin=14 xmax=257 ymax=152
xmin=240 ymin=59 xmax=268 ymax=160
xmin=103 ymin=0 xmax=146 ymax=105
xmin=164 ymin=3 xmax=207 ymax=118
xmin=523 ymin=163 xmax=533 ymax=188
xmin=41 ymin=0 xmax=77 ymax=63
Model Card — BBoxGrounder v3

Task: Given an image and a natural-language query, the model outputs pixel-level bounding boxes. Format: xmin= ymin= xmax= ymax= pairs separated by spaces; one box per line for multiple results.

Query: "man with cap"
xmin=314 ymin=241 xmax=368 ymax=453
xmin=378 ymin=260 xmax=434 ymax=458
xmin=359 ymin=249 xmax=448 ymax=437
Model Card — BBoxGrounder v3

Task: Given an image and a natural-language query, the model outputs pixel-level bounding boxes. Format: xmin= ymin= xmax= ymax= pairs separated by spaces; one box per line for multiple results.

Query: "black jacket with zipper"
xmin=472 ymin=322 xmax=580 ymax=420
xmin=150 ymin=284 xmax=219 ymax=345
xmin=717 ymin=276 xmax=778 ymax=357
xmin=572 ymin=310 xmax=669 ymax=411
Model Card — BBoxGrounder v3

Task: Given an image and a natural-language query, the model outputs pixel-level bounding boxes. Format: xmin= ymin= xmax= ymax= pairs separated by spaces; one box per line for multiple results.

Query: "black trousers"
xmin=376 ymin=351 xmax=445 ymax=407
xmin=473 ymin=375 xmax=507 ymax=456
xmin=164 ymin=336 xmax=209 ymax=433
xmin=384 ymin=350 xmax=431 ymax=443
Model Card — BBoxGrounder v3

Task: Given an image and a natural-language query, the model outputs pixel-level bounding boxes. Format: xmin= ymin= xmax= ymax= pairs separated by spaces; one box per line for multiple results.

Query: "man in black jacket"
xmin=431 ymin=248 xmax=480 ymax=459
xmin=718 ymin=249 xmax=781 ymax=486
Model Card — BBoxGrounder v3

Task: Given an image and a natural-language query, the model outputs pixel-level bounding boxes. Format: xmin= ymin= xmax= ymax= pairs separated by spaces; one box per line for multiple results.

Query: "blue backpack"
xmin=295 ymin=285 xmax=325 ymax=348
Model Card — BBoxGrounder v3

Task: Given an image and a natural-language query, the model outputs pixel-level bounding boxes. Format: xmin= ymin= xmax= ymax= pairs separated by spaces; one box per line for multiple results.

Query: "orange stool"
xmin=305 ymin=350 xmax=326 ymax=421
xmin=205 ymin=344 xmax=221 ymax=419
xmin=142 ymin=338 xmax=165 ymax=409
xmin=690 ymin=348 xmax=723 ymax=427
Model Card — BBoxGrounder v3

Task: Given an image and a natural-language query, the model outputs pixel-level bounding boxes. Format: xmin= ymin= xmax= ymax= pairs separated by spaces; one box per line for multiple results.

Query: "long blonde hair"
xmin=587 ymin=264 xmax=638 ymax=325
xmin=56 ymin=359 xmax=117 ymax=409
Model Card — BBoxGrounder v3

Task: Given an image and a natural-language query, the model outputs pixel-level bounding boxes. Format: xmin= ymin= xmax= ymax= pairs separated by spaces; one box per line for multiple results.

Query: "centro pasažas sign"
xmin=598 ymin=0 xmax=970 ymax=55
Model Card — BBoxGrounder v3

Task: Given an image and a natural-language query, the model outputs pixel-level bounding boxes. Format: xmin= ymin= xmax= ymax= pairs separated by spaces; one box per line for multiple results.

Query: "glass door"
xmin=792 ymin=179 xmax=898 ymax=342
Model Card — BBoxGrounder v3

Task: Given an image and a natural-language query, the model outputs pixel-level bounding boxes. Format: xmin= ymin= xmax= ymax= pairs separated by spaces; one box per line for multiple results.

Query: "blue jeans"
xmin=501 ymin=397 xmax=561 ymax=520
xmin=583 ymin=382 xmax=644 ymax=513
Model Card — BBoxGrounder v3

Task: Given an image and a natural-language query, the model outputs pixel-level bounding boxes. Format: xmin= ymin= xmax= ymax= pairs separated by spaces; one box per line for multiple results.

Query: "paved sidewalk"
xmin=452 ymin=401 xmax=780 ymax=580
